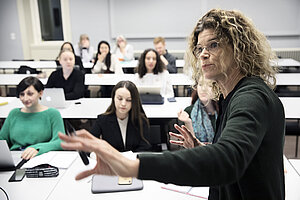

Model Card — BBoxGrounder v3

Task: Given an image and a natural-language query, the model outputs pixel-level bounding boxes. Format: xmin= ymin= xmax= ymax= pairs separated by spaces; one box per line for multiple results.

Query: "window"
xmin=37 ymin=0 xmax=63 ymax=41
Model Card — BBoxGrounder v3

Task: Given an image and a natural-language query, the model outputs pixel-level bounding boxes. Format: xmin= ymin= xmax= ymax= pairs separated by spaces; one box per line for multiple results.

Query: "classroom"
xmin=0 ymin=0 xmax=300 ymax=199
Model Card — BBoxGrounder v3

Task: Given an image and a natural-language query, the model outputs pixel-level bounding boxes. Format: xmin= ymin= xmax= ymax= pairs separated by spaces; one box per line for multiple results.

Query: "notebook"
xmin=137 ymin=85 xmax=164 ymax=104
xmin=41 ymin=88 xmax=70 ymax=108
xmin=0 ymin=140 xmax=26 ymax=171
xmin=91 ymin=175 xmax=143 ymax=193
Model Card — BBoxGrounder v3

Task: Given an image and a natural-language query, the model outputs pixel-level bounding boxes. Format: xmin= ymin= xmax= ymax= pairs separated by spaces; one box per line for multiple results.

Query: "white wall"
xmin=0 ymin=0 xmax=23 ymax=60
xmin=0 ymin=0 xmax=299 ymax=60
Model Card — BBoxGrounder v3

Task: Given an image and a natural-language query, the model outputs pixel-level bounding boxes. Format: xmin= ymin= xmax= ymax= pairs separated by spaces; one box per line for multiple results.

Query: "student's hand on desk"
xmin=59 ymin=130 xmax=139 ymax=180
xmin=22 ymin=147 xmax=38 ymax=160
xmin=169 ymin=124 xmax=204 ymax=149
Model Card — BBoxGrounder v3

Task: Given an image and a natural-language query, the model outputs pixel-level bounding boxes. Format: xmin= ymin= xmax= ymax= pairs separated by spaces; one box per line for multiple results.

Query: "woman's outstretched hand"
xmin=59 ymin=129 xmax=140 ymax=180
xmin=169 ymin=124 xmax=203 ymax=149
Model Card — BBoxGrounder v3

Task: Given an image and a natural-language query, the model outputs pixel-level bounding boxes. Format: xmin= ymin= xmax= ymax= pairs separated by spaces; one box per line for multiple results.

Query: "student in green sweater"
xmin=59 ymin=9 xmax=285 ymax=200
xmin=0 ymin=76 xmax=65 ymax=160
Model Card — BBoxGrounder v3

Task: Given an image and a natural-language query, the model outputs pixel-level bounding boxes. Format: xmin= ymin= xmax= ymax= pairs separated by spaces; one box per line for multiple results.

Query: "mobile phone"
xmin=64 ymin=121 xmax=89 ymax=165
xmin=118 ymin=176 xmax=132 ymax=185
xmin=167 ymin=97 xmax=176 ymax=102
xmin=8 ymin=169 xmax=26 ymax=182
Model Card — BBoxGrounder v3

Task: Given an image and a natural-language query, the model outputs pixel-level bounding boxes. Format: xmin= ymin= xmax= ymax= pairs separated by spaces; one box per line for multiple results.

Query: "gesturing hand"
xmin=169 ymin=124 xmax=203 ymax=149
xmin=59 ymin=130 xmax=140 ymax=180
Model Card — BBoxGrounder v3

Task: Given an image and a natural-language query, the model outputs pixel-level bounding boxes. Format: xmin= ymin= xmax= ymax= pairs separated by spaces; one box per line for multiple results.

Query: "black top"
xmin=138 ymin=77 xmax=285 ymax=200
xmin=164 ymin=50 xmax=177 ymax=73
xmin=45 ymin=68 xmax=85 ymax=100
xmin=90 ymin=113 xmax=151 ymax=152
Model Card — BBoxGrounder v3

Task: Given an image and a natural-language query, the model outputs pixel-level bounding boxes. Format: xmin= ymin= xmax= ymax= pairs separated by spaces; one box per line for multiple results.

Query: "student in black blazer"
xmin=90 ymin=81 xmax=151 ymax=152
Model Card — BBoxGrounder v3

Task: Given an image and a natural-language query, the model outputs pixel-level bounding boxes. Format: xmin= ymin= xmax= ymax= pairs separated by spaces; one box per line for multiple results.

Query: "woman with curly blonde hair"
xmin=59 ymin=9 xmax=285 ymax=200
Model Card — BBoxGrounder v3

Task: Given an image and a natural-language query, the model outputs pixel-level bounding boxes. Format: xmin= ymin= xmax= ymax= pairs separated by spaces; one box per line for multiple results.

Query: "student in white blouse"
xmin=92 ymin=41 xmax=123 ymax=97
xmin=89 ymin=80 xmax=151 ymax=152
xmin=134 ymin=48 xmax=174 ymax=98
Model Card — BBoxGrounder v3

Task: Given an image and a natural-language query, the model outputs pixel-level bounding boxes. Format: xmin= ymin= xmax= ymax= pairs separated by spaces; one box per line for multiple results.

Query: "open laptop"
xmin=41 ymin=88 xmax=70 ymax=108
xmin=137 ymin=85 xmax=164 ymax=105
xmin=0 ymin=140 xmax=26 ymax=171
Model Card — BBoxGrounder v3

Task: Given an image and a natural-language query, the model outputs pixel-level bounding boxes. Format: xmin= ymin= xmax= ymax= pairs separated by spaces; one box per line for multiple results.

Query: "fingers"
xmin=169 ymin=132 xmax=184 ymax=140
xmin=75 ymin=169 xmax=95 ymax=180
xmin=76 ymin=129 xmax=96 ymax=139
xmin=170 ymin=140 xmax=184 ymax=146
xmin=22 ymin=148 xmax=38 ymax=160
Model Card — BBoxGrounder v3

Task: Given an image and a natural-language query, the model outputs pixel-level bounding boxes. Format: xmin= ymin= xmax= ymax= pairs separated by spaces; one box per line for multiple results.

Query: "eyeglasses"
xmin=193 ymin=41 xmax=219 ymax=58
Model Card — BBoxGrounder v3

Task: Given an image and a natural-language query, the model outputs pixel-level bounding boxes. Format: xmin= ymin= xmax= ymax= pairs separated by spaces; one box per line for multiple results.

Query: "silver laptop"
xmin=41 ymin=88 xmax=69 ymax=108
xmin=0 ymin=140 xmax=24 ymax=171
xmin=137 ymin=85 xmax=161 ymax=95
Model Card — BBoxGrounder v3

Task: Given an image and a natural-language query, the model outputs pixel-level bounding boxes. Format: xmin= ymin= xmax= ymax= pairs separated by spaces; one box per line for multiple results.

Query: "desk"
xmin=276 ymin=73 xmax=300 ymax=86
xmin=0 ymin=97 xmax=192 ymax=119
xmin=0 ymin=61 xmax=57 ymax=72
xmin=85 ymin=74 xmax=194 ymax=86
xmin=1 ymin=152 xmax=299 ymax=200
xmin=0 ymin=74 xmax=48 ymax=86
xmin=288 ymin=159 xmax=300 ymax=176
xmin=279 ymin=97 xmax=300 ymax=119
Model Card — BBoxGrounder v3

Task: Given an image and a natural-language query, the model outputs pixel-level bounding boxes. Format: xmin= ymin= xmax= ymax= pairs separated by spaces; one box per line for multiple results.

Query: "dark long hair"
xmin=56 ymin=42 xmax=76 ymax=60
xmin=93 ymin=41 xmax=112 ymax=70
xmin=104 ymin=81 xmax=150 ymax=144
xmin=135 ymin=48 xmax=164 ymax=78
xmin=16 ymin=76 xmax=44 ymax=97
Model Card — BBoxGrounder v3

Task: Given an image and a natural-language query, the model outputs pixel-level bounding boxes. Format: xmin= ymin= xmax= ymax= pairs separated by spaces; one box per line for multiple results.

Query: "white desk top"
xmin=0 ymin=74 xmax=48 ymax=85
xmin=0 ymin=61 xmax=57 ymax=69
xmin=0 ymin=97 xmax=192 ymax=119
xmin=1 ymin=152 xmax=299 ymax=200
xmin=85 ymin=73 xmax=194 ymax=86
xmin=279 ymin=97 xmax=300 ymax=119
xmin=276 ymin=73 xmax=300 ymax=86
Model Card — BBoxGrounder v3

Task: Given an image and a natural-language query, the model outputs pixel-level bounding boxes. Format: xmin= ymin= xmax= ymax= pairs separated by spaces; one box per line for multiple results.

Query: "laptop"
xmin=137 ymin=85 xmax=164 ymax=105
xmin=0 ymin=140 xmax=26 ymax=171
xmin=41 ymin=88 xmax=69 ymax=108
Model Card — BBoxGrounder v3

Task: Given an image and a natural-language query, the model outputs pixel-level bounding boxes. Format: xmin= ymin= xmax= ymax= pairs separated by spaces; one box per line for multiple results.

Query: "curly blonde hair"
xmin=186 ymin=9 xmax=277 ymax=99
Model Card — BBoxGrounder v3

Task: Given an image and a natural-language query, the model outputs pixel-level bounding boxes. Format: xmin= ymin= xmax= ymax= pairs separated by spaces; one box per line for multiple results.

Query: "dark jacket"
xmin=45 ymin=68 xmax=85 ymax=100
xmin=164 ymin=50 xmax=177 ymax=73
xmin=90 ymin=113 xmax=151 ymax=152
xmin=138 ymin=77 xmax=285 ymax=200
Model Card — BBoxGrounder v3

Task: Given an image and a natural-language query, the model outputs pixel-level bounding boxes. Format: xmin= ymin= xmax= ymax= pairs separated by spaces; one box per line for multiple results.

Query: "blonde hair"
xmin=153 ymin=37 xmax=165 ymax=45
xmin=187 ymin=9 xmax=277 ymax=99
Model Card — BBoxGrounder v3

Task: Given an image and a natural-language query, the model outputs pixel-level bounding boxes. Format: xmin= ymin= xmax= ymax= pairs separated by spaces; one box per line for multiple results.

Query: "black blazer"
xmin=90 ymin=113 xmax=151 ymax=152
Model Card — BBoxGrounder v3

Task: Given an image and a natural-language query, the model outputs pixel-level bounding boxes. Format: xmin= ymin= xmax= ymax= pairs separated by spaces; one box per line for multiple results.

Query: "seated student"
xmin=74 ymin=34 xmax=94 ymax=63
xmin=90 ymin=80 xmax=151 ymax=152
xmin=134 ymin=48 xmax=174 ymax=98
xmin=46 ymin=49 xmax=85 ymax=100
xmin=113 ymin=35 xmax=134 ymax=61
xmin=176 ymin=78 xmax=218 ymax=143
xmin=153 ymin=37 xmax=177 ymax=73
xmin=0 ymin=77 xmax=65 ymax=160
xmin=56 ymin=42 xmax=86 ymax=73
xmin=92 ymin=41 xmax=123 ymax=97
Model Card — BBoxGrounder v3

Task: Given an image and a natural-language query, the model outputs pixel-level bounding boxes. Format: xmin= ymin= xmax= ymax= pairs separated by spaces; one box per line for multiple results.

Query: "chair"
xmin=285 ymin=119 xmax=300 ymax=158
xmin=149 ymin=125 xmax=167 ymax=152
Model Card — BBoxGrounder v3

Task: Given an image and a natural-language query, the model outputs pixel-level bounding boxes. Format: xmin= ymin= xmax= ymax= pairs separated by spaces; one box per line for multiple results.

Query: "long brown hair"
xmin=104 ymin=81 xmax=150 ymax=144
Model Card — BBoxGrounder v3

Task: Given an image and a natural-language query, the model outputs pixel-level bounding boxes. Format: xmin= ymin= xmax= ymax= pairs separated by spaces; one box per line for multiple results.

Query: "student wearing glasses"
xmin=59 ymin=9 xmax=285 ymax=200
xmin=0 ymin=77 xmax=65 ymax=160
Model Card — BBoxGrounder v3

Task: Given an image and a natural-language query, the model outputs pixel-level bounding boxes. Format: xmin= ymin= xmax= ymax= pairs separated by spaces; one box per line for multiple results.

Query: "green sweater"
xmin=138 ymin=77 xmax=285 ymax=200
xmin=0 ymin=108 xmax=65 ymax=155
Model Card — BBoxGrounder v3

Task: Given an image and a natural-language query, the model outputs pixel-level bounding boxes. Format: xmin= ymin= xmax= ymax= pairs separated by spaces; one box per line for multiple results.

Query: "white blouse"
xmin=114 ymin=44 xmax=134 ymax=61
xmin=133 ymin=70 xmax=174 ymax=98
xmin=117 ymin=116 xmax=129 ymax=146
xmin=92 ymin=54 xmax=124 ymax=74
